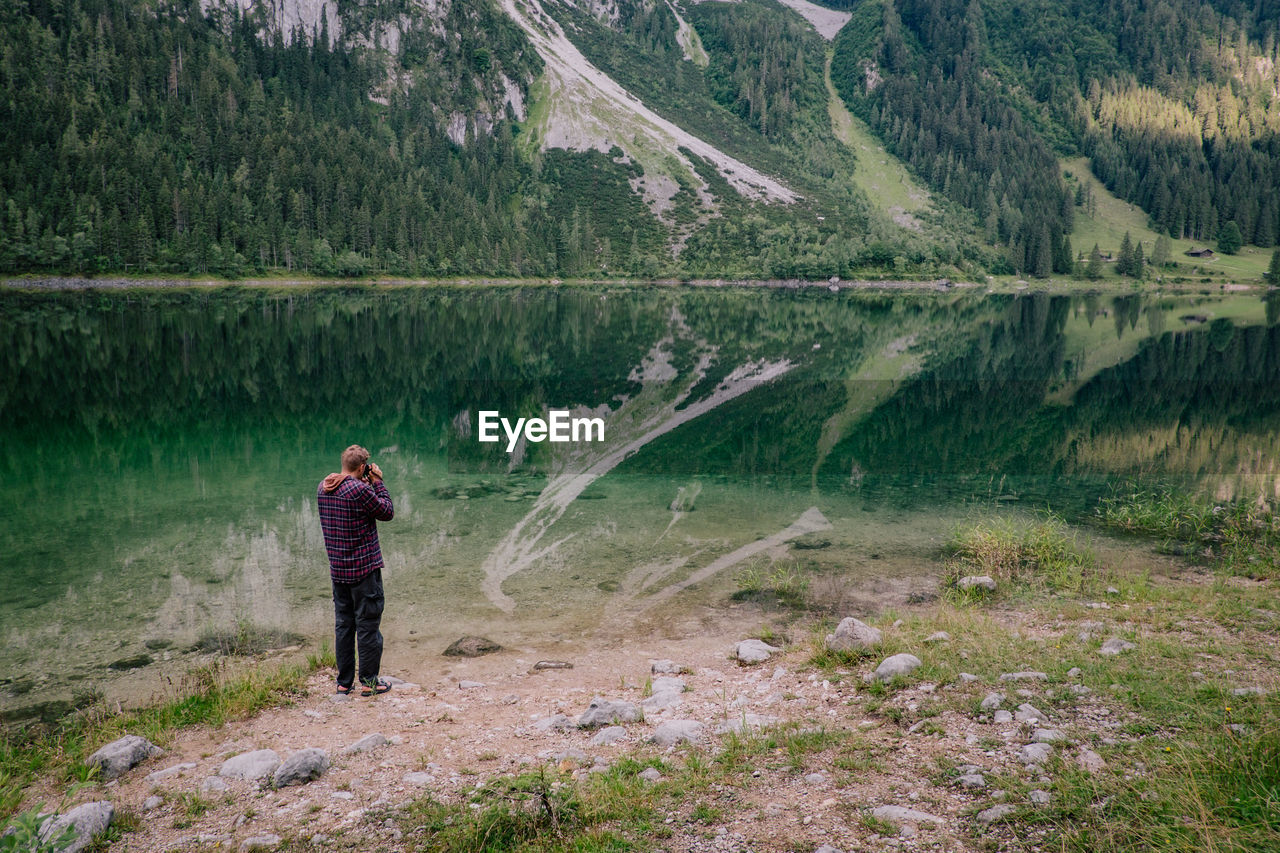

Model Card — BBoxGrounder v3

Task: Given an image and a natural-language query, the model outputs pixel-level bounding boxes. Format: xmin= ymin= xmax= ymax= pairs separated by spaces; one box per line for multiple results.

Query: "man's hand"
xmin=367 ymin=463 xmax=384 ymax=483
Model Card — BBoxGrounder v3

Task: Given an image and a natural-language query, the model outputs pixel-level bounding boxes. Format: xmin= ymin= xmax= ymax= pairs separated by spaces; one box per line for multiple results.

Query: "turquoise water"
xmin=1 ymin=285 xmax=1278 ymax=720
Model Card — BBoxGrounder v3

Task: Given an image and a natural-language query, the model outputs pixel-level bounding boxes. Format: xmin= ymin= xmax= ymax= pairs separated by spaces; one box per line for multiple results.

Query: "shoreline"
xmin=0 ymin=274 xmax=1265 ymax=294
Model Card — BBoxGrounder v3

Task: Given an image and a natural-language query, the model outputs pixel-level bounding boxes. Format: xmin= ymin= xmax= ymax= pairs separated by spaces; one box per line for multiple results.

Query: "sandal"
xmin=361 ymin=678 xmax=392 ymax=697
xmin=335 ymin=684 xmax=352 ymax=695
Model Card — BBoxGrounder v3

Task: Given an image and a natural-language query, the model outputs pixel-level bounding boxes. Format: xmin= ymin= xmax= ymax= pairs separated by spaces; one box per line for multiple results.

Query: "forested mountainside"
xmin=2 ymin=0 xmax=1278 ymax=280
xmin=830 ymin=0 xmax=1280 ymax=275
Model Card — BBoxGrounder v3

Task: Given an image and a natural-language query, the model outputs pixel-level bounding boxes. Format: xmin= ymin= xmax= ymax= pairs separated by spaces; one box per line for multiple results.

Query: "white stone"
xmin=219 ymin=749 xmax=281 ymax=781
xmin=874 ymin=653 xmax=923 ymax=681
xmin=870 ymin=805 xmax=944 ymax=826
xmin=735 ymin=639 xmax=782 ymax=664
xmin=1099 ymin=638 xmax=1136 ymax=656
xmin=958 ymin=575 xmax=997 ymax=592
xmin=650 ymin=720 xmax=704 ymax=747
xmin=825 ymin=617 xmax=882 ymax=652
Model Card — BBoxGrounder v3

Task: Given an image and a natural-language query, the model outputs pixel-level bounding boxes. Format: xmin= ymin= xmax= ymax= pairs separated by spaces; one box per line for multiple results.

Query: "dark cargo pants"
xmin=332 ymin=569 xmax=384 ymax=689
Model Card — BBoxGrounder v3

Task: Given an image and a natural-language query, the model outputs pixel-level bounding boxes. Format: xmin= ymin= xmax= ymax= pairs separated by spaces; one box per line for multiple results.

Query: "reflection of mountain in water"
xmin=1 ymin=286 xmax=1277 ymax=721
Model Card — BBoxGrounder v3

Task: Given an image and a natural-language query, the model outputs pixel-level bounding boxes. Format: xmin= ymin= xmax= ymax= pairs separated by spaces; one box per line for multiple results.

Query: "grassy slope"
xmin=1064 ymin=157 xmax=1273 ymax=284
xmin=825 ymin=53 xmax=932 ymax=225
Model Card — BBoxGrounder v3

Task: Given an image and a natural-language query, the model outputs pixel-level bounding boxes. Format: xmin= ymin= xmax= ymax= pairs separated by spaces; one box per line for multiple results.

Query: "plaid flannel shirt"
xmin=317 ymin=476 xmax=394 ymax=583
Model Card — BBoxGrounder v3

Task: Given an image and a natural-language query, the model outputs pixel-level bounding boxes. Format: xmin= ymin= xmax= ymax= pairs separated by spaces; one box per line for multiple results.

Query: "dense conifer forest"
xmin=2 ymin=0 xmax=1279 ymax=279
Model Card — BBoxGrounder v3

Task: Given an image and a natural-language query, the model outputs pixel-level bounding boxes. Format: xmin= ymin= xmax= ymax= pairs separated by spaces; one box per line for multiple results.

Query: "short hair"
xmin=341 ymin=444 xmax=370 ymax=472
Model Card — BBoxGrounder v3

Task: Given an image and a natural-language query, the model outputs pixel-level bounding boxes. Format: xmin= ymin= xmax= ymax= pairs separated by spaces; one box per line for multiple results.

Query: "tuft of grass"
xmin=192 ymin=621 xmax=305 ymax=657
xmin=1096 ymin=487 xmax=1278 ymax=578
xmin=394 ymin=766 xmax=653 ymax=852
xmin=305 ymin=640 xmax=336 ymax=671
xmin=944 ymin=515 xmax=1097 ymax=594
xmin=731 ymin=558 xmax=810 ymax=610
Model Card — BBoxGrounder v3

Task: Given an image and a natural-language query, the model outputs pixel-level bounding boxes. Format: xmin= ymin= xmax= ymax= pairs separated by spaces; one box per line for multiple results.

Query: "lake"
xmin=2 ymin=284 xmax=1278 ymax=721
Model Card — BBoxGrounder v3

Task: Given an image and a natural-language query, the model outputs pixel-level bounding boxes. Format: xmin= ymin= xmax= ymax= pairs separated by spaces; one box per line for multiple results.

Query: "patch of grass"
xmin=395 ymin=766 xmax=653 ymax=852
xmin=305 ymin=640 xmax=336 ymax=671
xmin=944 ymin=514 xmax=1097 ymax=595
xmin=0 ymin=659 xmax=311 ymax=820
xmin=1096 ymin=487 xmax=1278 ymax=578
xmin=731 ymin=558 xmax=810 ymax=611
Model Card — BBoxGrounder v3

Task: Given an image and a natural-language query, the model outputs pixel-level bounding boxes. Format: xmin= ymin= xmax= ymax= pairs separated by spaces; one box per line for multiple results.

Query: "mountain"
xmin=1 ymin=0 xmax=1278 ymax=281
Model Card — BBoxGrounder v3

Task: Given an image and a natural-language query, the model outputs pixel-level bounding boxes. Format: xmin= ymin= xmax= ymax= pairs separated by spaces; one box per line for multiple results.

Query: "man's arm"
xmin=358 ymin=480 xmax=395 ymax=521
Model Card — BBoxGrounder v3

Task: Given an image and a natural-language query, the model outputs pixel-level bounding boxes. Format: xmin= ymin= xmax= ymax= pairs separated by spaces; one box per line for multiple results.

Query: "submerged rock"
xmin=442 ymin=636 xmax=503 ymax=657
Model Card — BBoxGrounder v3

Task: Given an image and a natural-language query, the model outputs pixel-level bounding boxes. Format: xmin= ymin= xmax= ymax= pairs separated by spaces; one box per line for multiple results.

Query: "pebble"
xmin=650 ymin=720 xmax=704 ymax=747
xmin=343 ymin=733 xmax=388 ymax=755
xmin=533 ymin=714 xmax=575 ymax=732
xmin=1000 ymin=671 xmax=1049 ymax=682
xmin=1032 ymin=729 xmax=1066 ymax=743
xmin=201 ymin=776 xmax=228 ymax=793
xmin=993 ymin=710 xmax=1014 ymax=723
xmin=578 ymin=698 xmax=642 ymax=728
xmin=958 ymin=575 xmax=998 ymax=592
xmin=142 ymin=795 xmax=163 ymax=811
xmin=959 ymin=672 xmax=979 ymax=683
xmin=1231 ymin=687 xmax=1266 ymax=696
xmin=1015 ymin=703 xmax=1048 ymax=723
xmin=1099 ymin=638 xmax=1136 ymax=656
xmin=1020 ymin=743 xmax=1053 ymax=765
xmin=1028 ymin=789 xmax=1052 ymax=804
xmin=976 ymin=804 xmax=1016 ymax=824
xmin=402 ymin=772 xmax=434 ymax=787
xmin=923 ymin=631 xmax=950 ymax=644
xmin=650 ymin=676 xmax=686 ymax=694
xmin=956 ymin=773 xmax=986 ymax=788
xmin=650 ymin=660 xmax=683 ymax=674
xmin=458 ymin=681 xmax=486 ymax=689
xmin=804 ymin=772 xmax=827 ymax=784
xmin=870 ymin=805 xmax=944 ymax=826
xmin=239 ymin=834 xmax=282 ymax=851
xmin=639 ymin=767 xmax=662 ymax=782
xmin=1066 ymin=667 xmax=1082 ymax=679
xmin=590 ymin=726 xmax=627 ymax=746
xmin=1077 ymin=749 xmax=1106 ymax=774
xmin=532 ymin=660 xmax=573 ymax=670
xmin=980 ymin=692 xmax=1004 ymax=710
xmin=145 ymin=762 xmax=197 ymax=784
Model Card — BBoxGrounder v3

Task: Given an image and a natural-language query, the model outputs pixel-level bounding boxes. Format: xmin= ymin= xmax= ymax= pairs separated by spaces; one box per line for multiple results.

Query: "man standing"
xmin=318 ymin=444 xmax=395 ymax=696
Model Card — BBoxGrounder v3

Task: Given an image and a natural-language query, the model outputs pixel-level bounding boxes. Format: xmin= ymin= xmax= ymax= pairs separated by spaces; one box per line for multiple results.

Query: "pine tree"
xmin=1117 ymin=232 xmax=1134 ymax=276
xmin=1151 ymin=234 xmax=1171 ymax=268
xmin=1132 ymin=241 xmax=1145 ymax=279
xmin=1218 ymin=221 xmax=1243 ymax=255
xmin=1086 ymin=243 xmax=1104 ymax=280
xmin=1266 ymin=249 xmax=1280 ymax=287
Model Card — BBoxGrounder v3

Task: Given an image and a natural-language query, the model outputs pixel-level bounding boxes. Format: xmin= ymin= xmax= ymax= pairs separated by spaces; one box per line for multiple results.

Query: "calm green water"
xmin=2 ymin=285 xmax=1278 ymax=720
